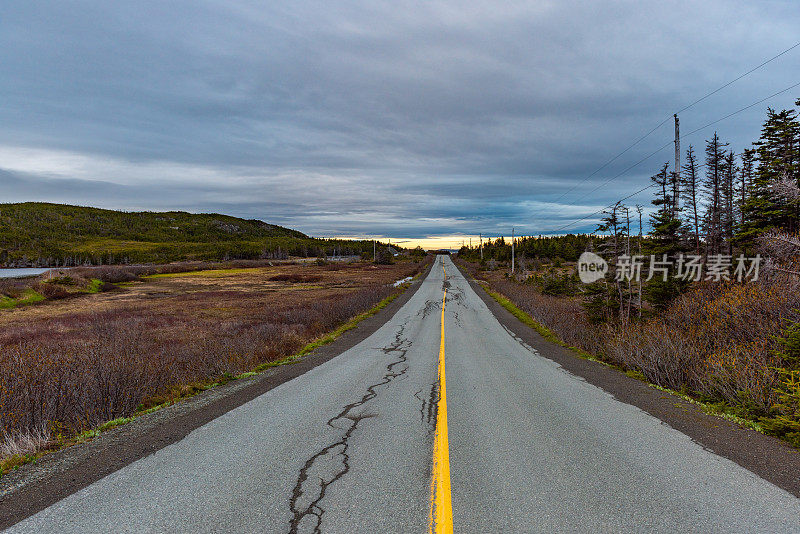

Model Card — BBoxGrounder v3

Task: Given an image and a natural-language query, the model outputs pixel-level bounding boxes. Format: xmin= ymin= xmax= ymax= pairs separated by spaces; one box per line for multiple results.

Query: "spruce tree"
xmin=584 ymin=203 xmax=627 ymax=323
xmin=738 ymin=148 xmax=756 ymax=228
xmin=644 ymin=164 xmax=688 ymax=310
xmin=721 ymin=150 xmax=737 ymax=254
xmin=740 ymin=106 xmax=800 ymax=243
xmin=703 ymin=133 xmax=728 ymax=255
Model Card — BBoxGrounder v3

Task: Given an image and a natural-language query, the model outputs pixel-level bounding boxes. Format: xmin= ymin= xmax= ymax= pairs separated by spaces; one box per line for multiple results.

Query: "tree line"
xmin=459 ymin=234 xmax=599 ymax=264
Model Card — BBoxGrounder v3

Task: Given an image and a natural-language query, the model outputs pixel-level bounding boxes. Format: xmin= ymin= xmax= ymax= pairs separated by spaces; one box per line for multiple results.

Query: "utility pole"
xmin=479 ymin=233 xmax=483 ymax=260
xmin=373 ymin=240 xmax=376 ymax=262
xmin=511 ymin=227 xmax=515 ymax=274
xmin=673 ymin=113 xmax=681 ymax=214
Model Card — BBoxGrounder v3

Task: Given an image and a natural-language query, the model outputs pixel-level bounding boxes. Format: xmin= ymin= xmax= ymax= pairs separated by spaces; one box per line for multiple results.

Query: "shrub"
xmin=0 ymin=283 xmax=397 ymax=445
xmin=374 ymin=248 xmax=394 ymax=265
xmin=490 ymin=276 xmax=602 ymax=354
xmin=33 ymin=282 xmax=71 ymax=300
xmin=761 ymin=369 xmax=800 ymax=447
xmin=0 ymin=278 xmax=29 ymax=299
xmin=460 ymin=257 xmax=800 ymax=428
xmin=774 ymin=319 xmax=800 ymax=368
xmin=269 ymin=273 xmax=323 ymax=283
xmin=529 ymin=271 xmax=580 ymax=297
xmin=45 ymin=275 xmax=76 ymax=285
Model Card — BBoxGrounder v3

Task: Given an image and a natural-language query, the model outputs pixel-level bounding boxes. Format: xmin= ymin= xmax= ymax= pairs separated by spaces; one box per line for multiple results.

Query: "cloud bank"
xmin=1 ymin=0 xmax=799 ymax=241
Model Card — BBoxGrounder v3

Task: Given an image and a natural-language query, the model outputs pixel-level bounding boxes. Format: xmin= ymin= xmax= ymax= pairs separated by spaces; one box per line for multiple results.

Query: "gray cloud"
xmin=1 ymin=0 xmax=799 ymax=239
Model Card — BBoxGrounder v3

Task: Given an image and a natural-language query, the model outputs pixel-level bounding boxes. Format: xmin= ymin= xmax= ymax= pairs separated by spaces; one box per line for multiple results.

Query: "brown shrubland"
xmin=461 ymin=257 xmax=800 ymax=443
xmin=0 ymin=259 xmax=428 ymax=455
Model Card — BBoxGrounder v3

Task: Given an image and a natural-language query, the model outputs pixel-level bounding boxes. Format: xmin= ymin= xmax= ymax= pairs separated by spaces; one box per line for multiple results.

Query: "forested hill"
xmin=0 ymin=203 xmax=370 ymax=266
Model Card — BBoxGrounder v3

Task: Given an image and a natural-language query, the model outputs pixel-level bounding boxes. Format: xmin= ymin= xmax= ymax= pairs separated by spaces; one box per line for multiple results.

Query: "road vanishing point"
xmin=7 ymin=255 xmax=800 ymax=533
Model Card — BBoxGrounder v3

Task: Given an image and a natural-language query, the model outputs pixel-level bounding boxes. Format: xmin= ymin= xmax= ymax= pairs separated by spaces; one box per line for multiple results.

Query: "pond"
xmin=0 ymin=268 xmax=52 ymax=279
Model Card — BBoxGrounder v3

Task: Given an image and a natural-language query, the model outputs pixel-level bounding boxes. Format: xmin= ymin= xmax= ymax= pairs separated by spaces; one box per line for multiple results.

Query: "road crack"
xmin=413 ymin=381 xmax=439 ymax=434
xmin=288 ymin=323 xmax=411 ymax=534
xmin=418 ymin=299 xmax=441 ymax=319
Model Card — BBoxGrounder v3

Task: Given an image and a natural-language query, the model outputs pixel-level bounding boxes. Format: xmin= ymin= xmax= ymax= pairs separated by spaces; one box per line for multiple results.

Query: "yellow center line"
xmin=429 ymin=262 xmax=453 ymax=534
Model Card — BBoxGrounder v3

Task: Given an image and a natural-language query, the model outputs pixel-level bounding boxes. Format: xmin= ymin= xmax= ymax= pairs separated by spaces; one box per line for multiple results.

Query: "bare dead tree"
xmin=623 ymin=205 xmax=632 ymax=324
xmin=682 ymin=145 xmax=701 ymax=254
xmin=636 ymin=205 xmax=643 ymax=319
xmin=758 ymin=230 xmax=800 ymax=277
xmin=771 ymin=172 xmax=800 ymax=202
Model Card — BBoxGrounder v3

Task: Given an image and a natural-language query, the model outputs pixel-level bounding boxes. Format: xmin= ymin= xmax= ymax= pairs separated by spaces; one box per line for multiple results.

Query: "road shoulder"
xmin=456 ymin=263 xmax=800 ymax=499
xmin=0 ymin=264 xmax=432 ymax=530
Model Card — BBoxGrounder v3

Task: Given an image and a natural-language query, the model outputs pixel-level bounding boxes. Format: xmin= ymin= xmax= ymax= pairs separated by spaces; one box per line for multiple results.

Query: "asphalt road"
xmin=8 ymin=255 xmax=800 ymax=533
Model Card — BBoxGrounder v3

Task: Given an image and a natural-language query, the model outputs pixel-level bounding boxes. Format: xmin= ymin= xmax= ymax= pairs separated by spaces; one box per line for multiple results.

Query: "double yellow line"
xmin=429 ymin=263 xmax=453 ymax=533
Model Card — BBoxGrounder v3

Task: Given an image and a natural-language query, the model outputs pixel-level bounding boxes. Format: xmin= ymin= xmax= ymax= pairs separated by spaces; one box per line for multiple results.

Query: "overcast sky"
xmin=1 ymin=1 xmax=799 ymax=245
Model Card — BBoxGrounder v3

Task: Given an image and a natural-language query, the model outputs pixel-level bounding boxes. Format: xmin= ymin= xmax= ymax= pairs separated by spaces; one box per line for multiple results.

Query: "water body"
xmin=0 ymin=268 xmax=51 ymax=279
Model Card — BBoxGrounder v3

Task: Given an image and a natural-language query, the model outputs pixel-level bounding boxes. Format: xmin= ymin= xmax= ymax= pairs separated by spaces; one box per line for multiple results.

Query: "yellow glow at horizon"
xmin=328 ymin=234 xmax=505 ymax=251
xmin=380 ymin=236 xmax=485 ymax=250
xmin=401 ymin=236 xmax=483 ymax=250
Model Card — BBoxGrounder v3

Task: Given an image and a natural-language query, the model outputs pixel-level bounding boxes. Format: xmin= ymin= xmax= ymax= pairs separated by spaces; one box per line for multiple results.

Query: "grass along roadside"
xmin=483 ymin=286 xmax=604 ymax=364
xmin=481 ymin=284 xmax=770 ymax=436
xmin=0 ymin=277 xmax=420 ymax=479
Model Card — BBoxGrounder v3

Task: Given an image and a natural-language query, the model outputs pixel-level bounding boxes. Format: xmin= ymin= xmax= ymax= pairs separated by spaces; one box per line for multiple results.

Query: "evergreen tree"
xmin=721 ymin=150 xmax=737 ymax=254
xmin=644 ymin=164 xmax=688 ymax=310
xmin=648 ymin=164 xmax=682 ymax=255
xmin=583 ymin=203 xmax=627 ymax=323
xmin=738 ymin=148 xmax=756 ymax=228
xmin=703 ymin=133 xmax=728 ymax=255
xmin=740 ymin=106 xmax=800 ymax=243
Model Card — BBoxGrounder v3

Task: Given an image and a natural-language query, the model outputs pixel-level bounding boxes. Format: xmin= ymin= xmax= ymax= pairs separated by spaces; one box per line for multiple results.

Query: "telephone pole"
xmin=511 ymin=227 xmax=515 ymax=274
xmin=479 ymin=233 xmax=483 ymax=260
xmin=673 ymin=113 xmax=681 ymax=214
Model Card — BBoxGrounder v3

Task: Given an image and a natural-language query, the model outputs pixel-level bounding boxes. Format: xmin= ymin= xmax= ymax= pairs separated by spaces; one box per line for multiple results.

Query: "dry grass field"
xmin=0 ymin=259 xmax=429 ymax=464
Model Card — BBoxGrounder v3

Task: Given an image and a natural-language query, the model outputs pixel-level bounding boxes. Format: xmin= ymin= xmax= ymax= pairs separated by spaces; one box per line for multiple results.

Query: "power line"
xmin=538 ymin=43 xmax=800 ymax=235
xmin=549 ymin=184 xmax=656 ymax=235
xmin=675 ymin=41 xmax=800 ymax=115
xmin=682 ymin=80 xmax=800 ymax=137
xmin=550 ymin=40 xmax=800 ymax=206
xmin=562 ymin=79 xmax=800 ymax=213
xmin=552 ymin=163 xmax=710 ymax=234
xmin=551 ymin=142 xmax=755 ymax=234
xmin=550 ymin=117 xmax=671 ymax=204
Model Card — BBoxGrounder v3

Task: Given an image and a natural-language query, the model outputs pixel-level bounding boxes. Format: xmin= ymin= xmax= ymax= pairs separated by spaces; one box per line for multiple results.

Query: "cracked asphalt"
xmin=8 ymin=255 xmax=800 ymax=533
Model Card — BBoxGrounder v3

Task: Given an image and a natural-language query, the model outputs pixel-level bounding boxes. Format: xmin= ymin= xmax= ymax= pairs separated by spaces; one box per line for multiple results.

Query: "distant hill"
xmin=0 ymin=203 xmax=369 ymax=266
